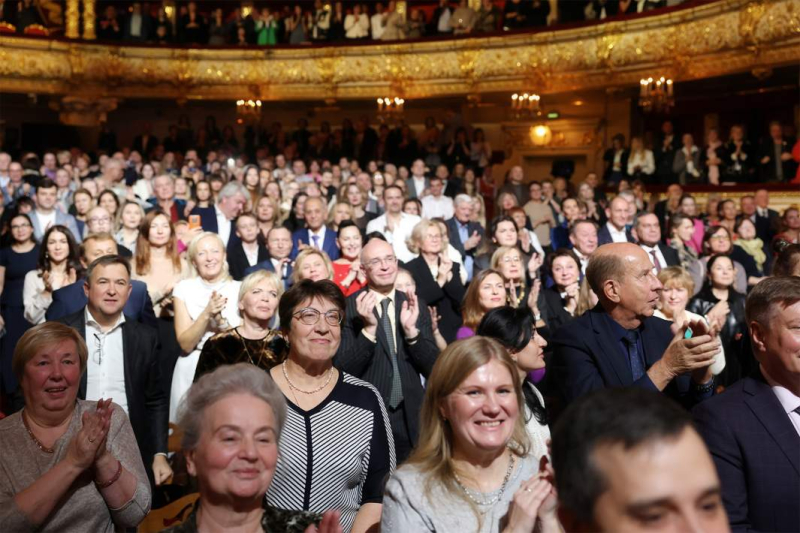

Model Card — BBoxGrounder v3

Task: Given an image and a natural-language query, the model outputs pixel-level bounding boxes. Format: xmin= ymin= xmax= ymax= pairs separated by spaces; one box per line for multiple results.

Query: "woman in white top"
xmin=654 ymin=266 xmax=726 ymax=376
xmin=23 ymin=225 xmax=80 ymax=324
xmin=476 ymin=306 xmax=550 ymax=461
xmin=627 ymin=136 xmax=655 ymax=178
xmin=170 ymin=232 xmax=241 ymax=422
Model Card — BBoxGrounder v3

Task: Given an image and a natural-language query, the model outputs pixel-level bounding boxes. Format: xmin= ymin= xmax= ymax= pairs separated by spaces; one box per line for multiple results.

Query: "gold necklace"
xmin=237 ymin=327 xmax=264 ymax=366
xmin=281 ymin=361 xmax=334 ymax=395
xmin=22 ymin=410 xmax=56 ymax=454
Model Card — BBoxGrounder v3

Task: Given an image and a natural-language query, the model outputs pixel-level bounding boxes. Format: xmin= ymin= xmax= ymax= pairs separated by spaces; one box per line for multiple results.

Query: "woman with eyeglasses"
xmin=266 ymin=280 xmax=394 ymax=533
xmin=0 ymin=214 xmax=40 ymax=401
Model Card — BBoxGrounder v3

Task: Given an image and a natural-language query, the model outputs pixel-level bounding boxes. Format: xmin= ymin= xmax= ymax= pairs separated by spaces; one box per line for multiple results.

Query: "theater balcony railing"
xmin=0 ymin=0 xmax=798 ymax=103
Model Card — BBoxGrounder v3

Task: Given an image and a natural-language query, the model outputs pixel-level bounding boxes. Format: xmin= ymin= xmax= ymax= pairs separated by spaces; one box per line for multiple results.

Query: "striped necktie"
xmin=381 ymin=298 xmax=403 ymax=408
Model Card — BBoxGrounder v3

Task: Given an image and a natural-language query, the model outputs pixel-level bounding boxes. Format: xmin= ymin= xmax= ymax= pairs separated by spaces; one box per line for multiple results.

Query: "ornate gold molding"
xmin=0 ymin=0 xmax=798 ymax=101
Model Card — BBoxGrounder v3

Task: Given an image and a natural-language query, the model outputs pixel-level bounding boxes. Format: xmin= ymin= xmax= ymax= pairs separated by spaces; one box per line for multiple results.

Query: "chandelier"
xmin=376 ymin=97 xmax=405 ymax=119
xmin=511 ymin=93 xmax=541 ymax=120
xmin=638 ymin=76 xmax=674 ymax=113
xmin=236 ymin=99 xmax=262 ymax=124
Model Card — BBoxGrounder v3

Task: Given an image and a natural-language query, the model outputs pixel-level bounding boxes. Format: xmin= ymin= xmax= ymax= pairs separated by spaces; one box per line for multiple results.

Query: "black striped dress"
xmin=267 ymin=372 xmax=395 ymax=532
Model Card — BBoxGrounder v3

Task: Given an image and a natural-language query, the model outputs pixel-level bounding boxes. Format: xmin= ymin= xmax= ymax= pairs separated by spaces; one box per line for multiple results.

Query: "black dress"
xmin=193 ymin=327 xmax=288 ymax=382
xmin=0 ymin=245 xmax=38 ymax=395
xmin=404 ymin=257 xmax=465 ymax=343
xmin=687 ymin=286 xmax=751 ymax=387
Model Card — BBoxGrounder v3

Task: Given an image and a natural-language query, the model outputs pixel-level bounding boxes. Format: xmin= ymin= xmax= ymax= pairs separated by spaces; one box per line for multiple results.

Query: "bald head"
xmin=361 ymin=238 xmax=398 ymax=293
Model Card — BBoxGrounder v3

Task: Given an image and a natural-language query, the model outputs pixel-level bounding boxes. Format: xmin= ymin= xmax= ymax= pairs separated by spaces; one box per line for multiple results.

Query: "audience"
xmin=456 ymin=268 xmax=506 ymax=339
xmin=0 ymin=322 xmax=151 ymax=531
xmin=22 ymin=225 xmax=80 ymax=325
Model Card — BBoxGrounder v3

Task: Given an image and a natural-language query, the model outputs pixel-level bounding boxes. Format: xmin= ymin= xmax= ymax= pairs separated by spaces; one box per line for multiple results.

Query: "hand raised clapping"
xmin=65 ymin=398 xmax=113 ymax=471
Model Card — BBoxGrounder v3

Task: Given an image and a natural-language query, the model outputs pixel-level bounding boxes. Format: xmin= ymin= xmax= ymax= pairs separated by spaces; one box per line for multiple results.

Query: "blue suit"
xmin=45 ymin=279 xmax=158 ymax=328
xmin=290 ymin=227 xmax=339 ymax=261
xmin=693 ymin=372 xmax=800 ymax=533
xmin=30 ymin=210 xmax=83 ymax=243
xmin=244 ymin=259 xmax=294 ymax=290
xmin=550 ymin=305 xmax=712 ymax=408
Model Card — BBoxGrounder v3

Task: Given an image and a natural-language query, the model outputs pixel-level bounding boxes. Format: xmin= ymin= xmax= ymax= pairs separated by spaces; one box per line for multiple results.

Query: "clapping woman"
xmin=23 ymin=225 xmax=80 ymax=325
xmin=332 ymin=220 xmax=367 ymax=297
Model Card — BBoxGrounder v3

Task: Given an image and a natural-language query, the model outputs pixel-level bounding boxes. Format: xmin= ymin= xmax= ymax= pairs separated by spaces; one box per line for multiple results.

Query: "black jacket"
xmin=404 ymin=257 xmax=465 ymax=343
xmin=55 ymin=310 xmax=168 ymax=480
xmin=227 ymin=241 xmax=269 ymax=281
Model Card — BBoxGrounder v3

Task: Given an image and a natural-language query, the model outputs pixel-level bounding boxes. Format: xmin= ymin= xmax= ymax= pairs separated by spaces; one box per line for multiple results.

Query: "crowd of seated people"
xmin=0 ymin=109 xmax=798 ymax=531
xmin=1 ymin=0 xmax=690 ymax=43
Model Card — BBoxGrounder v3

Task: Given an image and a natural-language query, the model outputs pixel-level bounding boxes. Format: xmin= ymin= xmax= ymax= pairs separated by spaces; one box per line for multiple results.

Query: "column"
xmin=81 ymin=0 xmax=96 ymax=40
xmin=65 ymin=0 xmax=80 ymax=39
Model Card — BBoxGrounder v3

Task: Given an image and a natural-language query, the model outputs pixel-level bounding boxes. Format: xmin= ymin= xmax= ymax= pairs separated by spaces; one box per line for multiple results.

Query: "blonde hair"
xmin=187 ymin=232 xmax=231 ymax=282
xmin=238 ymin=269 xmax=284 ymax=304
xmin=13 ymin=322 xmax=88 ymax=385
xmin=292 ymin=248 xmax=334 ymax=284
xmin=657 ymin=266 xmax=695 ymax=296
xmin=575 ymin=277 xmax=597 ymax=317
xmin=327 ymin=201 xmax=354 ymax=227
xmin=405 ymin=336 xmax=530 ymax=523
xmin=406 ymin=218 xmax=441 ymax=255
xmin=490 ymin=245 xmax=521 ymax=270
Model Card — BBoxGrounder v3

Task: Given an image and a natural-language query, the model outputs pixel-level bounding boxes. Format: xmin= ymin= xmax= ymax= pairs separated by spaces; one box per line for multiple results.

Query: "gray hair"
xmin=218 ymin=181 xmax=251 ymax=204
xmin=177 ymin=363 xmax=287 ymax=451
xmin=454 ymin=193 xmax=473 ymax=207
xmin=617 ymin=190 xmax=636 ymax=204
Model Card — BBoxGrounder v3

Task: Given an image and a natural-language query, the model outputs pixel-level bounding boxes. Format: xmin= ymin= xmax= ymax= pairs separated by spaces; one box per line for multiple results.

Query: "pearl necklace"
xmin=281 ymin=362 xmax=334 ymax=395
xmin=453 ymin=451 xmax=516 ymax=514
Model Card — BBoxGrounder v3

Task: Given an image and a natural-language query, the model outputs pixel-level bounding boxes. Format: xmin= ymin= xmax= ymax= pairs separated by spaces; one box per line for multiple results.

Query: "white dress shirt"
xmin=366 ymin=212 xmax=421 ymax=263
xmin=85 ymin=309 xmax=128 ymax=414
xmin=762 ymin=365 xmax=800 ymax=438
xmin=641 ymin=244 xmax=668 ymax=273
xmin=370 ymin=12 xmax=384 ymax=39
xmin=605 ymin=222 xmax=629 ymax=243
xmin=243 ymin=243 xmax=259 ymax=266
xmin=411 ymin=176 xmax=427 ymax=198
xmin=421 ymin=195 xmax=454 ymax=220
xmin=573 ymin=249 xmax=589 ymax=275
xmin=215 ymin=204 xmax=232 ymax=245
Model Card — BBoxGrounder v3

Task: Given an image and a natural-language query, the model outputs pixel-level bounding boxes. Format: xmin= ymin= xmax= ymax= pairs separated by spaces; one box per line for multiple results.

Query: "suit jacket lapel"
xmin=744 ymin=376 xmax=800 ymax=475
xmin=640 ymin=317 xmax=665 ymax=368
xmin=121 ymin=320 xmax=135 ymax=412
xmin=590 ymin=309 xmax=632 ymax=386
xmin=73 ymin=312 xmax=89 ymax=399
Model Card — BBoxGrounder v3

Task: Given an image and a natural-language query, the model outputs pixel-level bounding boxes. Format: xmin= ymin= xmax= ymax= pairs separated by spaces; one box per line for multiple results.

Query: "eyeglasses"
xmin=89 ymin=216 xmax=111 ymax=223
xmin=293 ymin=307 xmax=343 ymax=327
xmin=365 ymin=255 xmax=397 ymax=269
xmin=11 ymin=224 xmax=31 ymax=230
xmin=710 ymin=235 xmax=730 ymax=241
xmin=502 ymin=256 xmax=522 ymax=264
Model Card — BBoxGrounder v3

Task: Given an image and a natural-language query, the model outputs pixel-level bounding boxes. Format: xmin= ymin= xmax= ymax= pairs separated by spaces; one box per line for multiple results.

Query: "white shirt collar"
xmin=85 ymin=307 xmax=126 ymax=333
xmin=762 ymin=365 xmax=800 ymax=416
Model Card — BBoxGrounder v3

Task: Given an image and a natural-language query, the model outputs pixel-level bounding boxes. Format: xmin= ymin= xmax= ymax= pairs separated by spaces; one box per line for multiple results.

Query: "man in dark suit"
xmin=754 ymin=188 xmax=782 ymax=239
xmin=335 ymin=238 xmax=438 ymax=463
xmin=654 ymin=120 xmax=680 ymax=185
xmin=46 ymin=234 xmax=157 ymax=326
xmin=55 ymin=255 xmax=170 ymax=488
xmin=290 ymin=196 xmax=339 ymax=261
xmin=602 ymin=133 xmax=629 ymax=184
xmin=147 ymin=174 xmax=188 ymax=223
xmin=244 ymin=226 xmax=294 ymax=289
xmin=445 ymin=194 xmax=483 ymax=281
xmin=758 ymin=121 xmax=797 ymax=183
xmin=550 ymin=242 xmax=718 ymax=407
xmin=633 ymin=212 xmax=680 ymax=272
xmin=228 ymin=213 xmax=269 ymax=281
xmin=553 ymin=388 xmax=728 ymax=533
xmin=739 ymin=194 xmax=775 ymax=248
xmin=597 ymin=196 xmax=635 ymax=246
xmin=405 ymin=159 xmax=430 ymax=200
xmin=197 ymin=181 xmax=249 ymax=251
xmin=693 ymin=277 xmax=800 ymax=533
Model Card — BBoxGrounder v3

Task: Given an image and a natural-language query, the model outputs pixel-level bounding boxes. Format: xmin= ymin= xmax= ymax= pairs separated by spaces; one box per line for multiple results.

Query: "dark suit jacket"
xmin=693 ymin=373 xmax=800 ymax=532
xmin=597 ymin=223 xmax=634 ymax=246
xmin=192 ymin=205 xmax=241 ymax=252
xmin=132 ymin=134 xmax=159 ymax=157
xmin=404 ymin=257 xmax=465 ymax=343
xmin=539 ymin=287 xmax=575 ymax=334
xmin=55 ymin=310 xmax=168 ymax=478
xmin=550 ymin=305 xmax=710 ymax=408
xmin=46 ymin=279 xmax=157 ymax=328
xmin=655 ymin=243 xmax=681 ymax=268
xmin=759 ymin=138 xmax=797 ymax=182
xmin=602 ymin=148 xmax=629 ymax=181
xmin=244 ymin=259 xmax=293 ymax=290
xmin=445 ymin=217 xmax=484 ymax=261
xmin=290 ymin=227 xmax=339 ymax=261
xmin=228 ymin=241 xmax=269 ymax=281
xmin=335 ymin=289 xmax=439 ymax=445
xmin=443 ymin=178 xmax=463 ymax=199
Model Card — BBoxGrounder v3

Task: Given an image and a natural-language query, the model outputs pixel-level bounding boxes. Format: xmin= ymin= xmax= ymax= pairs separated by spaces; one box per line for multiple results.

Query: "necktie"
xmin=624 ymin=329 xmax=645 ymax=381
xmin=312 ymin=234 xmax=320 ymax=250
xmin=650 ymin=249 xmax=662 ymax=273
xmin=381 ymin=298 xmax=403 ymax=408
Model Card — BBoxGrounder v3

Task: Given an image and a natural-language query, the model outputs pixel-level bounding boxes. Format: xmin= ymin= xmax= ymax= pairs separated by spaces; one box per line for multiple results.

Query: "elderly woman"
xmin=381 ymin=336 xmax=558 ymax=532
xmin=688 ymin=255 xmax=749 ymax=387
xmin=0 ymin=322 xmax=150 ymax=531
xmin=490 ymin=245 xmax=527 ymax=307
xmin=23 ymin=225 xmax=80 ymax=325
xmin=170 ymin=232 xmax=242 ymax=423
xmin=293 ymin=248 xmax=334 ymax=285
xmin=194 ymin=270 xmax=287 ymax=381
xmin=654 ymin=267 xmax=726 ymax=377
xmin=456 ymin=268 xmax=507 ymax=340
xmin=332 ymin=220 xmax=367 ymax=296
xmin=267 ymin=280 xmax=394 ymax=533
xmin=538 ymin=248 xmax=582 ymax=334
xmin=167 ymin=364 xmax=341 ymax=533
xmin=477 ymin=307 xmax=550 ymax=461
xmin=404 ymin=219 xmax=465 ymax=343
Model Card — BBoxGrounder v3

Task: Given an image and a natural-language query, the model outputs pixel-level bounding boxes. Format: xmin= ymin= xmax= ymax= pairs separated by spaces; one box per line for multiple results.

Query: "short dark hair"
xmin=85 ymin=254 xmax=131 ymax=285
xmin=547 ymin=247 xmax=581 ymax=274
xmin=383 ymin=184 xmax=403 ymax=198
xmin=745 ymin=275 xmax=800 ymax=328
xmin=569 ymin=219 xmax=597 ymax=237
xmin=552 ymin=388 xmax=692 ymax=524
xmin=337 ymin=219 xmax=360 ymax=233
xmin=772 ymin=240 xmax=800 ymax=277
xmin=278 ymin=279 xmax=345 ymax=334
xmin=36 ymin=178 xmax=57 ymax=191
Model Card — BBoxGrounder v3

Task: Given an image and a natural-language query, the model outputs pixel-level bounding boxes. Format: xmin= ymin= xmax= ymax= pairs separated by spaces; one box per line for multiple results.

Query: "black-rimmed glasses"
xmin=292 ymin=308 xmax=343 ymax=327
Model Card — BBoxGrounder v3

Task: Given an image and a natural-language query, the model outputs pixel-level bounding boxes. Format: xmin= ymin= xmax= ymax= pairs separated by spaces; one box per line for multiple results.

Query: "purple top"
xmin=456 ymin=327 xmax=475 ymax=340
